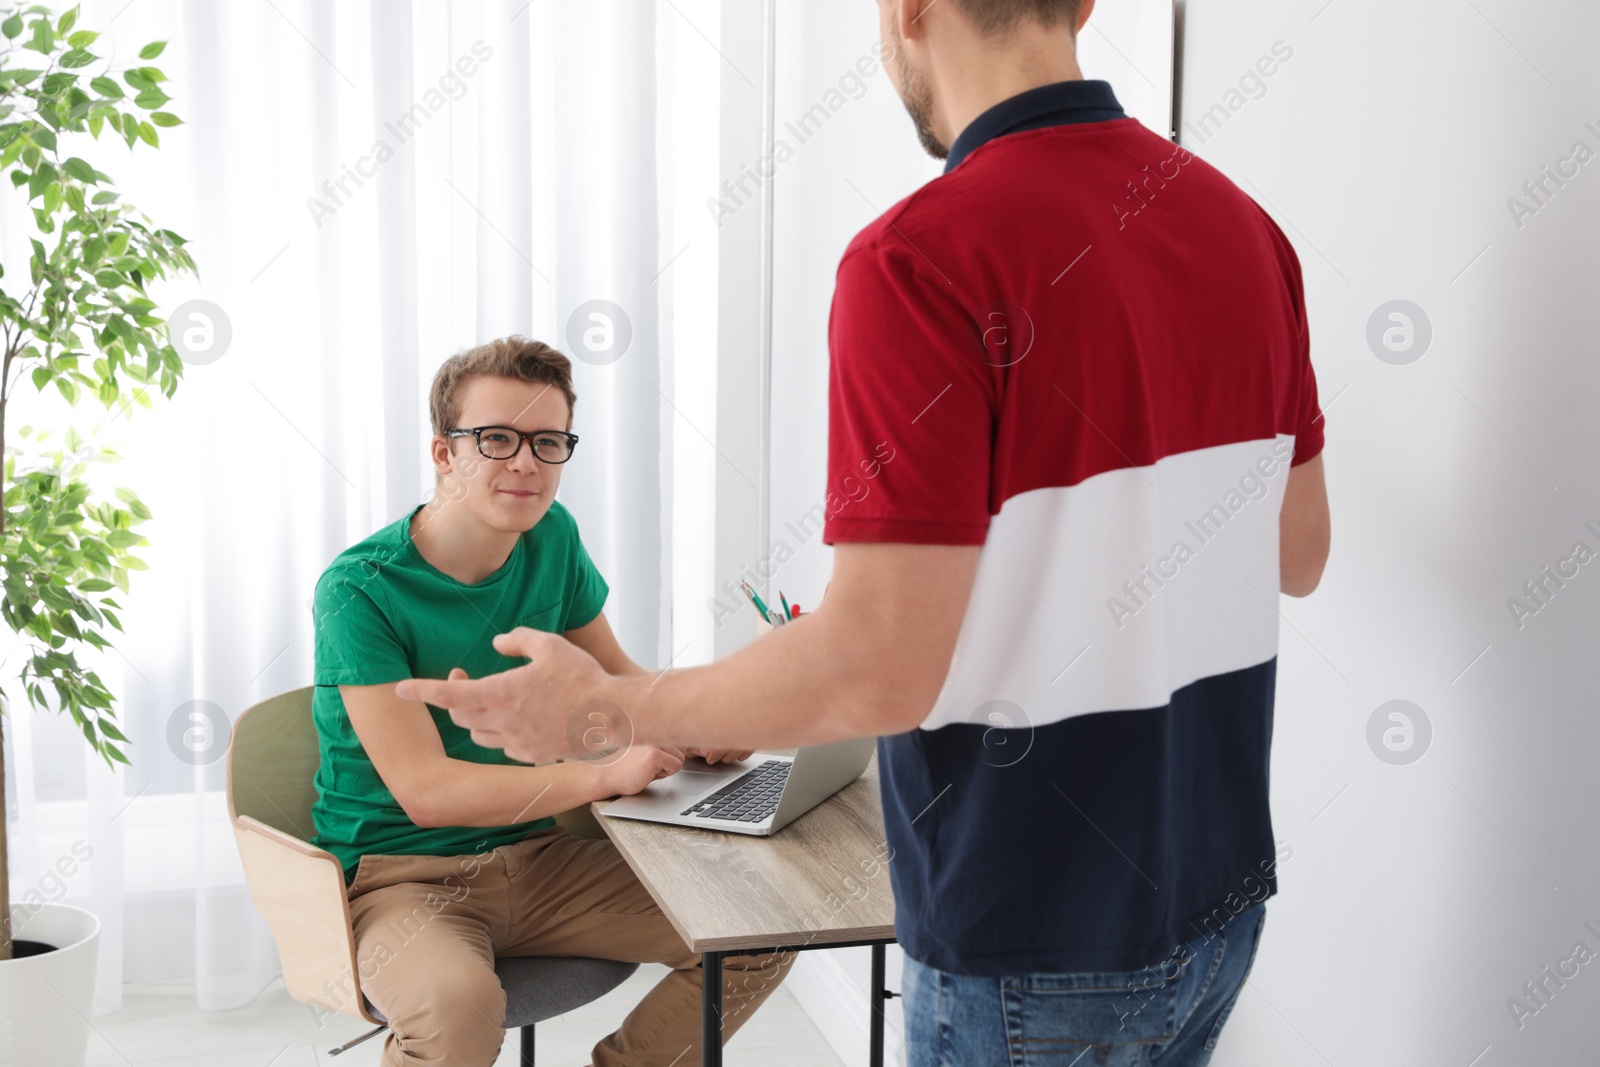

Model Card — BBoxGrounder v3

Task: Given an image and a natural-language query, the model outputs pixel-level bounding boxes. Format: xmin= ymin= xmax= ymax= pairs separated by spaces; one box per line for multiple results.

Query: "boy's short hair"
xmin=428 ymin=336 xmax=577 ymax=437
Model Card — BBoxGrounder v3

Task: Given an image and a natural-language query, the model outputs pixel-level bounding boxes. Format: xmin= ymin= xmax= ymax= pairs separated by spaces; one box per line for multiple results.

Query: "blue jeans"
xmin=902 ymin=901 xmax=1266 ymax=1066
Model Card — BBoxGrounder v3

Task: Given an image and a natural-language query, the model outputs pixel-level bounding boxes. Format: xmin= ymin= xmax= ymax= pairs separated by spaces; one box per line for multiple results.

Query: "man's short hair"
xmin=428 ymin=335 xmax=577 ymax=436
xmin=948 ymin=0 xmax=1082 ymax=35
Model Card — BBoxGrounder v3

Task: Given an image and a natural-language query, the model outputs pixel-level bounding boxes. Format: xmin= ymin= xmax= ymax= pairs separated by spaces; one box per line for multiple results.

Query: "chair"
xmin=226 ymin=687 xmax=638 ymax=1064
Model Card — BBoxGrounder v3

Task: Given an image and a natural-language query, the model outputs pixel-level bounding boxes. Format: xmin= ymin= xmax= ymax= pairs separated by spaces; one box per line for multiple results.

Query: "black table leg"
xmin=699 ymin=939 xmax=896 ymax=1066
xmin=703 ymin=950 xmax=723 ymax=1067
xmin=870 ymin=943 xmax=887 ymax=1067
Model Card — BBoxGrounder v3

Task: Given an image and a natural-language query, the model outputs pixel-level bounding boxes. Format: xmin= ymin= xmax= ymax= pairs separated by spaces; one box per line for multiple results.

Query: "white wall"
xmin=1179 ymin=1 xmax=1600 ymax=1063
xmin=662 ymin=0 xmax=726 ymax=672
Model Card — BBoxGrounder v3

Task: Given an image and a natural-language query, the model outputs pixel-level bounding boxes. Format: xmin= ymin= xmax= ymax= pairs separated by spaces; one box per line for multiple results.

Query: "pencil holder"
xmin=755 ymin=607 xmax=801 ymax=636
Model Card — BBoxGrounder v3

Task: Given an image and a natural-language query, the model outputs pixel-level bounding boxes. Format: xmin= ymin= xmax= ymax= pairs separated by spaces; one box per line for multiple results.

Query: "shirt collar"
xmin=943 ymin=79 xmax=1126 ymax=173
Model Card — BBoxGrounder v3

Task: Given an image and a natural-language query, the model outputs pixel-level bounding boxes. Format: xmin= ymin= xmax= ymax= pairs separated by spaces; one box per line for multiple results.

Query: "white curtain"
xmin=2 ymin=0 xmax=715 ymax=1014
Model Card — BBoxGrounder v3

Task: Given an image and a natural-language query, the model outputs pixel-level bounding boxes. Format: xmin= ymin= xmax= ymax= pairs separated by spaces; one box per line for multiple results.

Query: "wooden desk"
xmin=590 ymin=751 xmax=898 ymax=1067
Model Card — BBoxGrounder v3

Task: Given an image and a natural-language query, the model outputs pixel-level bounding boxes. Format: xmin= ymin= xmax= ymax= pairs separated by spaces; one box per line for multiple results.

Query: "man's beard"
xmin=889 ymin=33 xmax=947 ymax=160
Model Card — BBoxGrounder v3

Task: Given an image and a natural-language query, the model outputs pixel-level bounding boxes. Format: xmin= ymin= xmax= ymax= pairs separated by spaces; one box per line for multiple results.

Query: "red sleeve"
xmin=1286 ymin=245 xmax=1324 ymax=467
xmin=1255 ymin=206 xmax=1325 ymax=467
xmin=821 ymin=240 xmax=995 ymax=546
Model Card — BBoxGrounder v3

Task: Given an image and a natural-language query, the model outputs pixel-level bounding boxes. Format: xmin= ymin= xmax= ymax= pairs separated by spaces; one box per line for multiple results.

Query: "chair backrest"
xmin=227 ymin=686 xmax=381 ymax=1025
xmin=228 ymin=686 xmax=322 ymax=841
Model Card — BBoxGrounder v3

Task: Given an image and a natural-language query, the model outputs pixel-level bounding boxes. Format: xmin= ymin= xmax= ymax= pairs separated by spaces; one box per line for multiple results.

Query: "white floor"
xmin=82 ymin=964 xmax=846 ymax=1066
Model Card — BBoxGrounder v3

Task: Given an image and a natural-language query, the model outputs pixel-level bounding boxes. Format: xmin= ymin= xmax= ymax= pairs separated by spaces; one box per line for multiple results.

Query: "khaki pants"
xmin=345 ymin=824 xmax=794 ymax=1066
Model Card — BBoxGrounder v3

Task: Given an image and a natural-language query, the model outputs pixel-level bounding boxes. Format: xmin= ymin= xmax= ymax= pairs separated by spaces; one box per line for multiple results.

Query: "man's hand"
xmin=394 ymin=627 xmax=612 ymax=763
xmin=602 ymin=744 xmax=685 ymax=796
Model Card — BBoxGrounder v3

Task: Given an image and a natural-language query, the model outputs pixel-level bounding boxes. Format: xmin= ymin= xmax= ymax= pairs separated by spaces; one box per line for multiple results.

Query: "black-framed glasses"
xmin=446 ymin=426 xmax=580 ymax=464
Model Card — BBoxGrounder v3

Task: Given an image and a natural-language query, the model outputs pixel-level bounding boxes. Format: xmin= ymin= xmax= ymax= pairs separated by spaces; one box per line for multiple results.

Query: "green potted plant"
xmin=0 ymin=4 xmax=194 ymax=1062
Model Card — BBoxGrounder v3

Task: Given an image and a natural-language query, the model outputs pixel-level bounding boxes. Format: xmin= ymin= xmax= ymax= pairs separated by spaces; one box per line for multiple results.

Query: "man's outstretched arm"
xmin=396 ymin=542 xmax=980 ymax=762
xmin=624 ymin=542 xmax=980 ymax=749
xmin=563 ymin=608 xmax=754 ymax=764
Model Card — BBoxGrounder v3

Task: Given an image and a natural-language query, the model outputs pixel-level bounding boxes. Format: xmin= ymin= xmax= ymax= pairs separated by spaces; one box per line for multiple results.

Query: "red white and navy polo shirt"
xmin=822 ymin=79 xmax=1324 ymax=976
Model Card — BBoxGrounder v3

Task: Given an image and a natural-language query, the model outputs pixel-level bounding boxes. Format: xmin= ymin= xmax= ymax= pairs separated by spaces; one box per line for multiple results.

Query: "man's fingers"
xmin=466 ymin=727 xmax=509 ymax=749
xmin=492 ymin=626 xmax=552 ymax=660
xmin=396 ymin=675 xmax=485 ymax=712
xmin=447 ymin=707 xmax=500 ymax=734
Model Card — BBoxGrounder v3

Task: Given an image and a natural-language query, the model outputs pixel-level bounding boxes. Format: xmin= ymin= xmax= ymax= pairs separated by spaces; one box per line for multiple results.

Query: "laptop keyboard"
xmin=680 ymin=759 xmax=791 ymax=823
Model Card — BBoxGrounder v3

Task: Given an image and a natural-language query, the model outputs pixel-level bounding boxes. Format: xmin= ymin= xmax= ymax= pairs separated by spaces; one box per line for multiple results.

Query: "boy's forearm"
xmin=417 ymin=756 xmax=617 ymax=828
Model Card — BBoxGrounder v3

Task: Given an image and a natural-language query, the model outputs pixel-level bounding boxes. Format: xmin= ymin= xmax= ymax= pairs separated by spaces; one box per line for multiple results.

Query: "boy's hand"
xmin=686 ymin=747 xmax=756 ymax=765
xmin=604 ymin=744 xmax=685 ymax=797
xmin=637 ymin=743 xmax=754 ymax=764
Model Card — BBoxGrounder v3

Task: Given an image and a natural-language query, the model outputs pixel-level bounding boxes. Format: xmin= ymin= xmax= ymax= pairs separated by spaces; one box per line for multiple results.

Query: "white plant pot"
xmin=0 ymin=902 xmax=101 ymax=1067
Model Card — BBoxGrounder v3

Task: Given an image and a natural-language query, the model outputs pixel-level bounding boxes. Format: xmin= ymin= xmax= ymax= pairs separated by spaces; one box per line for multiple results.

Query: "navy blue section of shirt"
xmin=879 ymin=658 xmax=1281 ymax=977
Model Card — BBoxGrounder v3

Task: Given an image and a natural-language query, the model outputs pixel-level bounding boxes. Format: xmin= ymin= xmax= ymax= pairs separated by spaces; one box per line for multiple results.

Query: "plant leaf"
xmin=63 ymin=155 xmax=96 ymax=182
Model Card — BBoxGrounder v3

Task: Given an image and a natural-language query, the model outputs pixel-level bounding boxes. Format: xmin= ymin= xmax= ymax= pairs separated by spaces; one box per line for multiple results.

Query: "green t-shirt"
xmin=308 ymin=499 xmax=610 ymax=882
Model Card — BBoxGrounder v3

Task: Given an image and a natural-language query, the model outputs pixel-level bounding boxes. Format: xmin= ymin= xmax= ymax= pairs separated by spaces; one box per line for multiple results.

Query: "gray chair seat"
xmin=366 ymin=956 xmax=640 ymax=1027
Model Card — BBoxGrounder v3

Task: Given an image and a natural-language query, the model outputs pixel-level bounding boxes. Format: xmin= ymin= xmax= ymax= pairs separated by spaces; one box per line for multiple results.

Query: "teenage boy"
xmin=309 ymin=335 xmax=792 ymax=1066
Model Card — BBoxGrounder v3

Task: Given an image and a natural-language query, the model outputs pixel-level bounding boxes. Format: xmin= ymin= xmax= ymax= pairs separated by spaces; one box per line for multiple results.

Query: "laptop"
xmin=598 ymin=736 xmax=876 ymax=836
